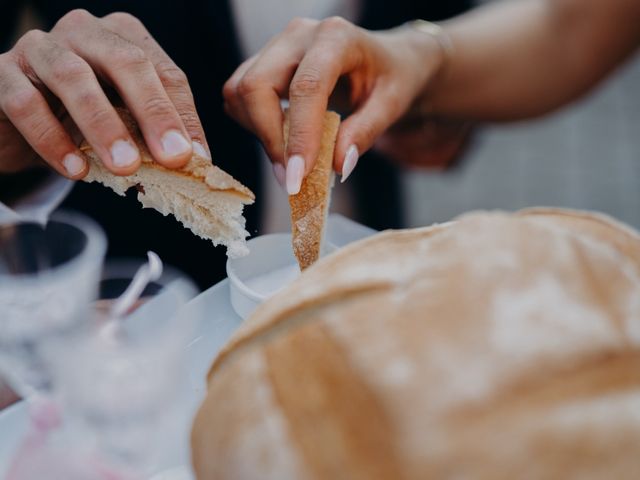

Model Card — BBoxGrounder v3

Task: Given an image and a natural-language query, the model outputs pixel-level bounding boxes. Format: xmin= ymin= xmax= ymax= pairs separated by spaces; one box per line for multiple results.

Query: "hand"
xmin=0 ymin=9 xmax=209 ymax=179
xmin=223 ymin=17 xmax=446 ymax=194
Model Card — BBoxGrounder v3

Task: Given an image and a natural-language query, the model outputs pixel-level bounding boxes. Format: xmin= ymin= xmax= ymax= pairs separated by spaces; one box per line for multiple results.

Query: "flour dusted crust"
xmin=285 ymin=111 xmax=340 ymax=270
xmin=79 ymin=108 xmax=254 ymax=257
xmin=192 ymin=209 xmax=640 ymax=479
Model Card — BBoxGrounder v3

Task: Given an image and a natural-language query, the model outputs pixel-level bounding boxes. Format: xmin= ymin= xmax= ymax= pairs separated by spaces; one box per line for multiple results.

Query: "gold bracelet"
xmin=406 ymin=19 xmax=454 ymax=63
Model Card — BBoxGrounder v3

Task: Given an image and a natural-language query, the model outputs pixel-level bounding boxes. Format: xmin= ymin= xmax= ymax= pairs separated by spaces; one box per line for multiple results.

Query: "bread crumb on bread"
xmin=80 ymin=108 xmax=254 ymax=258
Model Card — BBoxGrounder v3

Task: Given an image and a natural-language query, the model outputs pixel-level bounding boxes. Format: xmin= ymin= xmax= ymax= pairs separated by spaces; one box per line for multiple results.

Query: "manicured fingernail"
xmin=192 ymin=141 xmax=211 ymax=160
xmin=286 ymin=155 xmax=305 ymax=195
xmin=62 ymin=153 xmax=86 ymax=177
xmin=161 ymin=130 xmax=191 ymax=158
xmin=111 ymin=140 xmax=139 ymax=168
xmin=341 ymin=145 xmax=359 ymax=183
xmin=273 ymin=163 xmax=286 ymax=190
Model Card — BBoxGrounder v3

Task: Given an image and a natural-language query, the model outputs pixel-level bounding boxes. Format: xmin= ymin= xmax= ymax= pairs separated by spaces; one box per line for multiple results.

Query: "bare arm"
xmin=225 ymin=0 xmax=640 ymax=186
xmin=428 ymin=0 xmax=640 ymax=120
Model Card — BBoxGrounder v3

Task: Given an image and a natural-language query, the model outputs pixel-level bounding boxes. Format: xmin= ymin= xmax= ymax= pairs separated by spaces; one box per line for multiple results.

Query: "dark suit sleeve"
xmin=413 ymin=0 xmax=473 ymax=22
xmin=360 ymin=0 xmax=472 ymax=30
xmin=0 ymin=0 xmax=23 ymax=51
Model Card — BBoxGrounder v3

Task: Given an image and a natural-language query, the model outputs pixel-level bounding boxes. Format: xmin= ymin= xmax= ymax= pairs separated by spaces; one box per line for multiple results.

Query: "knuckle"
xmin=56 ymin=9 xmax=93 ymax=29
xmin=141 ymin=95 xmax=175 ymax=119
xmin=0 ymin=52 xmax=10 ymax=73
xmin=286 ymin=131 xmax=312 ymax=155
xmin=236 ymin=74 xmax=262 ymax=98
xmin=286 ymin=17 xmax=313 ymax=32
xmin=73 ymin=89 xmax=103 ymax=112
xmin=290 ymin=71 xmax=323 ymax=98
xmin=156 ymin=61 xmax=188 ymax=87
xmin=177 ymin=110 xmax=201 ymax=134
xmin=16 ymin=29 xmax=47 ymax=50
xmin=222 ymin=78 xmax=237 ymax=101
xmin=358 ymin=121 xmax=377 ymax=145
xmin=111 ymin=45 xmax=148 ymax=69
xmin=50 ymin=55 xmax=92 ymax=84
xmin=31 ymin=120 xmax=63 ymax=149
xmin=2 ymin=88 xmax=40 ymax=119
xmin=84 ymin=106 xmax=117 ymax=132
xmin=319 ymin=16 xmax=349 ymax=33
xmin=102 ymin=11 xmax=143 ymax=30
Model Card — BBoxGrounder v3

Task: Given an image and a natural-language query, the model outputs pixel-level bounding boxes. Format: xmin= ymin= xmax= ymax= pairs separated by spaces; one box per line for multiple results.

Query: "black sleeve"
xmin=360 ymin=0 xmax=473 ymax=31
xmin=0 ymin=0 xmax=25 ymax=51
xmin=413 ymin=0 xmax=474 ymax=22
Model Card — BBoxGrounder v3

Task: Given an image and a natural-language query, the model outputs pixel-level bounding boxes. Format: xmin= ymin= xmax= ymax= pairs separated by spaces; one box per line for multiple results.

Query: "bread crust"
xmin=80 ymin=108 xmax=254 ymax=201
xmin=192 ymin=208 xmax=640 ymax=480
xmin=79 ymin=108 xmax=254 ymax=255
xmin=285 ymin=111 xmax=340 ymax=270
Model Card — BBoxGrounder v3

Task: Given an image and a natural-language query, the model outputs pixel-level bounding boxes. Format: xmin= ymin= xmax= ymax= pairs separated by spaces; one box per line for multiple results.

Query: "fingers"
xmin=285 ymin=17 xmax=362 ymax=193
xmin=225 ymin=16 xmax=363 ymax=194
xmin=51 ymin=10 xmax=191 ymax=168
xmin=14 ymin=28 xmax=141 ymax=175
xmin=101 ymin=11 xmax=208 ymax=160
xmin=334 ymin=83 xmax=406 ymax=182
xmin=223 ymin=19 xmax=319 ymax=166
xmin=0 ymin=53 xmax=87 ymax=178
xmin=223 ymin=55 xmax=260 ymax=131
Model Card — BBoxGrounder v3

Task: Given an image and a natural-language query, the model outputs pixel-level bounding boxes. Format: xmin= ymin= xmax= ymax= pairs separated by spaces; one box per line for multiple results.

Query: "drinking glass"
xmin=49 ymin=278 xmax=198 ymax=478
xmin=0 ymin=211 xmax=107 ymax=398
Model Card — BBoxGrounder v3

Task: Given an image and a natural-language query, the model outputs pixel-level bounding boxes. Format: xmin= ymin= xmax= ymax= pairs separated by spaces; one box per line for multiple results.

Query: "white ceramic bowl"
xmin=226 ymin=233 xmax=298 ymax=320
xmin=226 ymin=215 xmax=379 ymax=320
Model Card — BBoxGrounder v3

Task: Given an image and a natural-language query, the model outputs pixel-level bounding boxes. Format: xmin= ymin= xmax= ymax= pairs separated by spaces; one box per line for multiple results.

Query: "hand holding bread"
xmin=223 ymin=17 xmax=444 ymax=189
xmin=0 ymin=10 xmax=205 ymax=178
xmin=81 ymin=108 xmax=254 ymax=257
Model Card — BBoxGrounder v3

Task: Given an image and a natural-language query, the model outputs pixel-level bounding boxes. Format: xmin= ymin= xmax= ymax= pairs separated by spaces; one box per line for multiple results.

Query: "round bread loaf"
xmin=191 ymin=209 xmax=640 ymax=480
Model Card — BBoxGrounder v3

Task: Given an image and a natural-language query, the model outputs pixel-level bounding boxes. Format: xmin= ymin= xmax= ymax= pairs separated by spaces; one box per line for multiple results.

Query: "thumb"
xmin=334 ymin=85 xmax=404 ymax=183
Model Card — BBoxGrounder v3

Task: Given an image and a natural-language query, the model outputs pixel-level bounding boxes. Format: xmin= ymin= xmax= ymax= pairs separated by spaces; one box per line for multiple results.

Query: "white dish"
xmin=226 ymin=214 xmax=377 ymax=319
xmin=226 ymin=232 xmax=316 ymax=320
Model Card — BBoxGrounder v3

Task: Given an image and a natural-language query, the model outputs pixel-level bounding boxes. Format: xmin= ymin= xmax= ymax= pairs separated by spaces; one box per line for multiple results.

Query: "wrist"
xmin=401 ymin=20 xmax=453 ymax=116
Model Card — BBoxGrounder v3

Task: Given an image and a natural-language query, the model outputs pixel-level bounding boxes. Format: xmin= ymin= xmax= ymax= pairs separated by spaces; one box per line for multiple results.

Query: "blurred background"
xmin=403 ymin=51 xmax=640 ymax=229
xmin=2 ymin=0 xmax=640 ymax=283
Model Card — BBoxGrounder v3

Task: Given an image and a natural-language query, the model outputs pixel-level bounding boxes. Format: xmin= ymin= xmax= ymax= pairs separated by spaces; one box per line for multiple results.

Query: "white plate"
xmin=0 ymin=279 xmax=242 ymax=479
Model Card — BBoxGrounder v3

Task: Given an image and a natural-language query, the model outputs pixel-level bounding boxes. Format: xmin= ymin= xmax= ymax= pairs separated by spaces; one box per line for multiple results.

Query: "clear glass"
xmin=49 ymin=279 xmax=197 ymax=478
xmin=0 ymin=211 xmax=107 ymax=397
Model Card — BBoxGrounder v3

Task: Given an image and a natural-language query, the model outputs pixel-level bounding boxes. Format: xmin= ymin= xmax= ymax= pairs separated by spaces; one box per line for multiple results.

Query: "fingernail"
xmin=110 ymin=140 xmax=139 ymax=168
xmin=192 ymin=141 xmax=211 ymax=160
xmin=286 ymin=155 xmax=305 ymax=195
xmin=341 ymin=145 xmax=359 ymax=183
xmin=62 ymin=153 xmax=86 ymax=177
xmin=273 ymin=163 xmax=286 ymax=190
xmin=161 ymin=130 xmax=191 ymax=158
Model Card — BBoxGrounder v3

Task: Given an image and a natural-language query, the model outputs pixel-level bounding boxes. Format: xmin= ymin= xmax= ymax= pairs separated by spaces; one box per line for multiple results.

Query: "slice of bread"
xmin=285 ymin=111 xmax=341 ymax=270
xmin=80 ymin=108 xmax=255 ymax=258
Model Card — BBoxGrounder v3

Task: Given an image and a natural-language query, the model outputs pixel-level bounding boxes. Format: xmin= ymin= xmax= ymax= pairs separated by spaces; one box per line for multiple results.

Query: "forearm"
xmin=423 ymin=0 xmax=640 ymax=121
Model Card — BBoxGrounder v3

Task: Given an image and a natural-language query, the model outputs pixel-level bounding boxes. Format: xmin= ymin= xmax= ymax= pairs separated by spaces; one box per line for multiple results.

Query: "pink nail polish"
xmin=286 ymin=155 xmax=305 ymax=195
xmin=273 ymin=163 xmax=286 ymax=190
xmin=341 ymin=145 xmax=359 ymax=183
